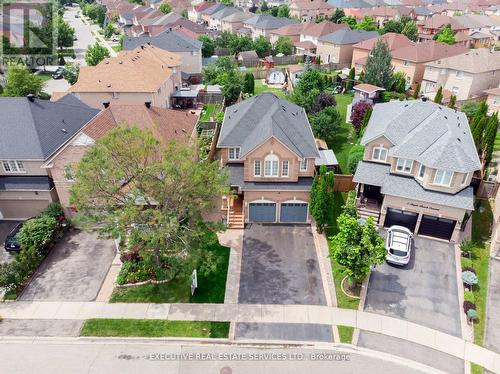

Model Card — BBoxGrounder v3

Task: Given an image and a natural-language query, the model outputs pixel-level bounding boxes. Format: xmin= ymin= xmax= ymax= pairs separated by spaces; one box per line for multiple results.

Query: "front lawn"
xmin=329 ymin=94 xmax=355 ymax=174
xmin=80 ymin=319 xmax=229 ymax=338
xmin=110 ymin=232 xmax=230 ymax=303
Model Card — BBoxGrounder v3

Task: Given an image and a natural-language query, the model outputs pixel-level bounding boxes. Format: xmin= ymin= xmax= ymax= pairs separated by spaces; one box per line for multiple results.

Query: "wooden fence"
xmin=238 ymin=55 xmax=304 ymax=68
xmin=333 ymin=174 xmax=356 ymax=192
xmin=198 ymin=91 xmax=225 ymax=105
xmin=476 ymin=180 xmax=499 ymax=200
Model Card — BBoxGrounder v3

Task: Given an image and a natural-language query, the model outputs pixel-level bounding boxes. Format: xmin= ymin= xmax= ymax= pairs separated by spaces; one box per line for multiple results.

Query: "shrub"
xmin=42 ymin=202 xmax=64 ymax=219
xmin=460 ymin=239 xmax=474 ymax=255
xmin=17 ymin=215 xmax=58 ymax=252
xmin=464 ymin=291 xmax=474 ymax=303
xmin=120 ymin=250 xmax=142 ymax=263
xmin=343 ymin=190 xmax=358 ymax=218
xmin=467 ymin=309 xmax=479 ymax=321
xmin=0 ymin=262 xmax=19 ymax=293
xmin=462 ymin=266 xmax=476 ymax=274
xmin=460 ymin=257 xmax=473 ymax=269
xmin=347 ymin=144 xmax=365 ymax=174
xmin=463 ymin=300 xmax=476 ymax=314
xmin=350 ymin=101 xmax=372 ymax=133
xmin=381 ymin=91 xmax=392 ymax=102
xmin=462 ymin=270 xmax=478 ymax=287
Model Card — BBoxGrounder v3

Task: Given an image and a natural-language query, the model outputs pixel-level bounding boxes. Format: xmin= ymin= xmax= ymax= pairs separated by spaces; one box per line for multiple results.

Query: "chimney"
xmin=103 ymin=101 xmax=110 ymax=108
xmin=27 ymin=94 xmax=35 ymax=102
xmin=145 ymin=101 xmax=152 ymax=108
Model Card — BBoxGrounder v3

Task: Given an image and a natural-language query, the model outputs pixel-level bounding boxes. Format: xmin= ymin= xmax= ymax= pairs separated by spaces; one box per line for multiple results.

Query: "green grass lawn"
xmin=110 ymin=232 xmax=230 ymax=303
xmin=329 ymin=94 xmax=355 ymax=174
xmin=200 ymin=103 xmax=219 ymax=122
xmin=38 ymin=73 xmax=53 ymax=83
xmin=112 ymin=45 xmax=122 ymax=53
xmin=254 ymin=79 xmax=287 ymax=98
xmin=470 ymin=200 xmax=493 ymax=347
xmin=80 ymin=319 xmax=229 ymax=338
xmin=494 ymin=131 xmax=500 ymax=153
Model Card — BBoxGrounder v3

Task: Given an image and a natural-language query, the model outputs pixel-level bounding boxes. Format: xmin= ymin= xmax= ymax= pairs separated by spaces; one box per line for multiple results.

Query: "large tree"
xmin=70 ymin=127 xmax=228 ymax=282
xmin=159 ymin=3 xmax=172 ymax=14
xmin=292 ymin=69 xmax=327 ymax=113
xmin=310 ymin=106 xmax=342 ymax=141
xmin=363 ymin=39 xmax=394 ymax=90
xmin=253 ymin=36 xmax=272 ymax=57
xmin=354 ymin=16 xmax=377 ymax=31
xmin=3 ymin=64 xmax=44 ymax=97
xmin=198 ymin=35 xmax=215 ymax=57
xmin=402 ymin=20 xmax=418 ymax=41
xmin=56 ymin=16 xmax=75 ymax=53
xmin=85 ymin=42 xmax=110 ymax=66
xmin=309 ymin=166 xmax=334 ymax=233
xmin=274 ymin=36 xmax=293 ymax=55
xmin=434 ymin=25 xmax=455 ymax=45
xmin=330 ymin=9 xmax=345 ymax=23
xmin=63 ymin=62 xmax=80 ymax=85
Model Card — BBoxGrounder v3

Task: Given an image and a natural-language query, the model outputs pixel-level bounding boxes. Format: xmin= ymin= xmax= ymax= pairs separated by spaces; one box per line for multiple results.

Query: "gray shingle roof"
xmin=244 ymin=14 xmax=298 ymax=30
xmin=326 ymin=0 xmax=372 ymax=8
xmin=0 ymin=176 xmax=54 ymax=191
xmin=353 ymin=161 xmax=474 ymax=210
xmin=361 ymin=100 xmax=480 ymax=173
xmin=203 ymin=3 xmax=226 ymax=15
xmin=123 ymin=30 xmax=202 ymax=53
xmin=217 ymin=92 xmax=320 ymax=159
xmin=0 ymin=96 xmax=99 ymax=160
xmin=319 ymin=29 xmax=378 ymax=45
xmin=211 ymin=7 xmax=242 ymax=20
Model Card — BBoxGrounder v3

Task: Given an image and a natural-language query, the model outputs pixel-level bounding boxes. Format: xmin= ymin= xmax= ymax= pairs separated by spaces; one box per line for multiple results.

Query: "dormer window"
xmin=417 ymin=164 xmax=426 ymax=180
xmin=434 ymin=169 xmax=453 ymax=186
xmin=264 ymin=154 xmax=279 ymax=177
xmin=228 ymin=147 xmax=240 ymax=160
xmin=372 ymin=147 xmax=387 ymax=162
xmin=396 ymin=158 xmax=413 ymax=174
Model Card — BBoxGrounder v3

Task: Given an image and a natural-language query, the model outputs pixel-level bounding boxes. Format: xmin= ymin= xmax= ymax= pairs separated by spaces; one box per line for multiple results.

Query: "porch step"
xmin=358 ymin=208 xmax=380 ymax=223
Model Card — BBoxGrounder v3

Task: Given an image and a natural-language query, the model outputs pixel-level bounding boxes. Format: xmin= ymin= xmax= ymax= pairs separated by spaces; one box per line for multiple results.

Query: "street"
xmin=0 ymin=338 xmax=438 ymax=374
xmin=63 ymin=6 xmax=98 ymax=66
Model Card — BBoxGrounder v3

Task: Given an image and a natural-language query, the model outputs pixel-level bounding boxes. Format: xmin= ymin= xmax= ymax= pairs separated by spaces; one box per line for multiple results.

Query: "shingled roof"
xmin=122 ymin=30 xmax=202 ymax=53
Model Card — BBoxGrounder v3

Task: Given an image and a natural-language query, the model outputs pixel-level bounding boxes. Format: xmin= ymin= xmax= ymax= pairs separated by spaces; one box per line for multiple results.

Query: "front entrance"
xmin=418 ymin=215 xmax=456 ymax=241
xmin=383 ymin=208 xmax=418 ymax=232
xmin=280 ymin=202 xmax=308 ymax=223
xmin=248 ymin=202 xmax=276 ymax=223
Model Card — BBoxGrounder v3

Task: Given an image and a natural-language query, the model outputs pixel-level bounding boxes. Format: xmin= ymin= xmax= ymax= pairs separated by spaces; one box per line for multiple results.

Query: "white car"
xmin=385 ymin=226 xmax=413 ymax=266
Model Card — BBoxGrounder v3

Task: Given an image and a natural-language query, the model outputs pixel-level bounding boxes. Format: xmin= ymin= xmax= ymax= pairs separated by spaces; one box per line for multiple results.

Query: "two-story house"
xmin=289 ymin=0 xmax=335 ymax=22
xmin=296 ymin=21 xmax=348 ymax=55
xmin=0 ymin=95 xmax=99 ymax=219
xmin=242 ymin=14 xmax=298 ymax=40
xmin=353 ymin=100 xmax=481 ymax=242
xmin=217 ymin=93 xmax=321 ymax=227
xmin=317 ymin=29 xmax=378 ymax=65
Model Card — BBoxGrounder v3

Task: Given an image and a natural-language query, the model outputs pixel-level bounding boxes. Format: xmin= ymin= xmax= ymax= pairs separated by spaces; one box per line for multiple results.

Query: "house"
xmin=0 ymin=95 xmax=99 ymax=219
xmin=418 ymin=14 xmax=468 ymax=39
xmin=289 ymin=0 xmax=335 ymax=22
xmin=200 ymin=3 xmax=226 ymax=25
xmin=242 ymin=14 xmax=298 ymax=40
xmin=359 ymin=6 xmax=416 ymax=28
xmin=351 ymin=32 xmax=414 ymax=73
xmin=220 ymin=11 xmax=253 ymax=33
xmin=69 ymin=44 xmax=182 ymax=110
xmin=44 ymin=104 xmax=198 ymax=215
xmin=353 ymin=100 xmax=481 ymax=242
xmin=299 ymin=21 xmax=349 ymax=47
xmin=122 ymin=30 xmax=203 ymax=74
xmin=188 ymin=2 xmax=217 ymax=23
xmin=317 ymin=29 xmax=378 ymax=65
xmin=269 ymin=22 xmax=313 ymax=45
xmin=217 ymin=93 xmax=322 ymax=227
xmin=208 ymin=6 xmax=242 ymax=30
xmin=421 ymin=49 xmax=500 ymax=101
xmin=484 ymin=86 xmax=500 ymax=116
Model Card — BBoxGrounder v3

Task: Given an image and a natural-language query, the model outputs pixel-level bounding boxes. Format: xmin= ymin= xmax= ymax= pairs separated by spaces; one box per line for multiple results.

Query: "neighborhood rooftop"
xmin=122 ymin=30 xmax=202 ymax=52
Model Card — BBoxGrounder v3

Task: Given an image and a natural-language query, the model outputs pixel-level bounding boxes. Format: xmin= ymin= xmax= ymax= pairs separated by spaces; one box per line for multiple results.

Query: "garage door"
xmin=249 ymin=202 xmax=276 ymax=223
xmin=383 ymin=208 xmax=418 ymax=232
xmin=280 ymin=203 xmax=308 ymax=223
xmin=0 ymin=200 xmax=49 ymax=219
xmin=418 ymin=215 xmax=456 ymax=241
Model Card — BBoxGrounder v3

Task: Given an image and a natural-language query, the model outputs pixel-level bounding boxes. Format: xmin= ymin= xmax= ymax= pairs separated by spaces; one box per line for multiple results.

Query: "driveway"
xmin=358 ymin=236 xmax=464 ymax=373
xmin=0 ymin=221 xmax=21 ymax=264
xmin=237 ymin=224 xmax=332 ymax=342
xmin=19 ymin=230 xmax=116 ymax=301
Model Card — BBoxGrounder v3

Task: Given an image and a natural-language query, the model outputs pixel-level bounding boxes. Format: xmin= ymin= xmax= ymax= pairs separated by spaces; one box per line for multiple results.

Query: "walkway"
xmin=0 ymin=301 xmax=499 ymax=372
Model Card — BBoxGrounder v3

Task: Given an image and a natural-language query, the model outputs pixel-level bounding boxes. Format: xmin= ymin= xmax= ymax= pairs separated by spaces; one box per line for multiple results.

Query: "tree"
xmin=292 ymin=69 xmax=327 ymax=113
xmin=221 ymin=0 xmax=233 ymax=4
xmin=70 ymin=127 xmax=228 ymax=282
xmin=340 ymin=15 xmax=357 ymax=27
xmin=219 ymin=69 xmax=243 ymax=104
xmin=434 ymin=86 xmax=443 ymax=104
xmin=310 ymin=106 xmax=342 ymax=141
xmin=402 ymin=20 xmax=418 ymax=41
xmin=470 ymin=101 xmax=488 ymax=131
xmin=243 ymin=72 xmax=255 ymax=95
xmin=3 ymin=64 xmax=44 ymax=97
xmin=330 ymin=9 xmax=345 ymax=23
xmin=274 ymin=36 xmax=293 ymax=55
xmin=448 ymin=95 xmax=457 ymax=108
xmin=202 ymin=56 xmax=239 ymax=85
xmin=260 ymin=1 xmax=269 ymax=12
xmin=434 ymin=25 xmax=455 ymax=45
xmin=354 ymin=16 xmax=377 ymax=31
xmin=277 ymin=4 xmax=290 ymax=18
xmin=392 ymin=71 xmax=407 ymax=93
xmin=63 ymin=62 xmax=80 ymax=85
xmin=472 ymin=116 xmax=487 ymax=151
xmin=351 ymin=101 xmax=372 ymax=133
xmin=381 ymin=19 xmax=403 ymax=34
xmin=363 ymin=40 xmax=394 ymax=90
xmin=360 ymin=105 xmax=372 ymax=137
xmin=484 ymin=112 xmax=499 ymax=163
xmin=85 ymin=42 xmax=110 ymax=66
xmin=198 ymin=35 xmax=215 ymax=57
xmin=311 ymin=92 xmax=336 ymax=114
xmin=228 ymin=35 xmax=254 ymax=54
xmin=309 ymin=166 xmax=334 ymax=233
xmin=346 ymin=67 xmax=355 ymax=91
xmin=104 ymin=23 xmax=115 ymax=38
xmin=56 ymin=17 xmax=75 ymax=52
xmin=159 ymin=3 xmax=172 ymax=14
xmin=181 ymin=9 xmax=188 ymax=18
xmin=461 ymin=101 xmax=480 ymax=119
xmin=254 ymin=36 xmax=272 ymax=57
xmin=330 ymin=214 xmax=385 ymax=287
xmin=347 ymin=144 xmax=365 ymax=174
xmin=412 ymin=83 xmax=420 ymax=99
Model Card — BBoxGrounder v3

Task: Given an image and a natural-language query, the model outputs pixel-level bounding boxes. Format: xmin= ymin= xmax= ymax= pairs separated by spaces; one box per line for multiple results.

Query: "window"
xmin=440 ymin=68 xmax=446 ymax=75
xmin=434 ymin=169 xmax=453 ymax=186
xmin=403 ymin=60 xmax=408 ymax=67
xmin=2 ymin=160 xmax=25 ymax=173
xmin=282 ymin=160 xmax=289 ymax=177
xmin=254 ymin=160 xmax=261 ymax=176
xmin=452 ymin=86 xmax=459 ymax=94
xmin=300 ymin=158 xmax=307 ymax=171
xmin=228 ymin=147 xmax=240 ymax=160
xmin=396 ymin=158 xmax=413 ymax=173
xmin=264 ymin=154 xmax=279 ymax=176
xmin=461 ymin=172 xmax=468 ymax=186
xmin=417 ymin=164 xmax=426 ymax=180
xmin=112 ymin=92 xmax=119 ymax=99
xmin=427 ymin=66 xmax=433 ymax=72
xmin=372 ymin=147 xmax=387 ymax=162
xmin=456 ymin=70 xmax=464 ymax=78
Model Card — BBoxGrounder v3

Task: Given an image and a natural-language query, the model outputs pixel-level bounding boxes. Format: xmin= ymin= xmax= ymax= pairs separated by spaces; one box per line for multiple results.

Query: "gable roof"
xmin=422 ymin=14 xmax=467 ymax=30
xmin=352 ymin=32 xmax=413 ymax=51
xmin=217 ymin=93 xmax=319 ymax=159
xmin=290 ymin=0 xmax=334 ymax=10
xmin=211 ymin=7 xmax=242 ymax=20
xmin=319 ymin=29 xmax=378 ymax=44
xmin=270 ymin=22 xmax=313 ymax=36
xmin=244 ymin=14 xmax=298 ymax=30
xmin=122 ymin=30 xmax=201 ymax=53
xmin=202 ymin=3 xmax=226 ymax=15
xmin=426 ymin=48 xmax=500 ymax=74
xmin=301 ymin=21 xmax=349 ymax=37
xmin=0 ymin=96 xmax=99 ymax=160
xmin=391 ymin=40 xmax=468 ymax=63
xmin=327 ymin=0 xmax=372 ymax=8
xmin=221 ymin=11 xmax=253 ymax=23
xmin=194 ymin=2 xmax=217 ymax=12
xmin=361 ymin=100 xmax=480 ymax=173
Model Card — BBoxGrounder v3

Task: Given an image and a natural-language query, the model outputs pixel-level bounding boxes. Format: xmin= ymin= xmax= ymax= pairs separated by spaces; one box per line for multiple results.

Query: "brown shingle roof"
xmin=270 ymin=22 xmax=313 ymax=37
xmin=290 ymin=0 xmax=334 ymax=10
xmin=352 ymin=32 xmax=413 ymax=51
xmin=426 ymin=48 xmax=500 ymax=74
xmin=301 ymin=21 xmax=348 ymax=37
xmin=391 ymin=40 xmax=468 ymax=63
xmin=70 ymin=45 xmax=181 ymax=93
xmin=422 ymin=14 xmax=467 ymax=31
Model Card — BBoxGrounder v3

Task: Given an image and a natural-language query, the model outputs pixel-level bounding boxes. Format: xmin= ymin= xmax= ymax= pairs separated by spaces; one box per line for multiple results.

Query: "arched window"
xmin=264 ymin=154 xmax=279 ymax=177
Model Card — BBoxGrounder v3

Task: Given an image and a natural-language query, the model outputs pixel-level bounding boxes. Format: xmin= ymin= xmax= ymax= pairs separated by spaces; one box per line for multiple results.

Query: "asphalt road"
xmin=0 ymin=339 xmax=437 ymax=374
xmin=63 ymin=6 xmax=97 ymax=65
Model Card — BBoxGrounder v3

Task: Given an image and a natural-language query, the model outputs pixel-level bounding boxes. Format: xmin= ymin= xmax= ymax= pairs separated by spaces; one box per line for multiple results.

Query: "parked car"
xmin=74 ymin=14 xmax=79 ymax=18
xmin=111 ymin=36 xmax=119 ymax=42
xmin=52 ymin=67 xmax=64 ymax=79
xmin=385 ymin=225 xmax=413 ymax=266
xmin=4 ymin=222 xmax=24 ymax=252
xmin=73 ymin=35 xmax=78 ymax=41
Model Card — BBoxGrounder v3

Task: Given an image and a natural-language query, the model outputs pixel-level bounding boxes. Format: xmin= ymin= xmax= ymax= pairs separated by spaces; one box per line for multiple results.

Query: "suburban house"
xmin=269 ymin=22 xmax=312 ymax=45
xmin=43 ymin=104 xmax=198 ymax=215
xmin=298 ymin=21 xmax=349 ymax=50
xmin=217 ymin=93 xmax=321 ymax=228
xmin=241 ymin=14 xmax=298 ymax=40
xmin=353 ymin=100 xmax=481 ymax=242
xmin=208 ymin=7 xmax=242 ymax=30
xmin=484 ymin=86 xmax=500 ymax=116
xmin=289 ymin=0 xmax=335 ymax=22
xmin=69 ymin=44 xmax=182 ymax=109
xmin=220 ymin=11 xmax=253 ymax=33
xmin=188 ymin=2 xmax=217 ymax=23
xmin=417 ymin=14 xmax=468 ymax=40
xmin=0 ymin=95 xmax=99 ymax=219
xmin=421 ymin=48 xmax=500 ymax=101
xmin=316 ymin=29 xmax=378 ymax=65
xmin=200 ymin=3 xmax=226 ymax=24
xmin=122 ymin=30 xmax=203 ymax=75
xmin=357 ymin=6 xmax=416 ymax=27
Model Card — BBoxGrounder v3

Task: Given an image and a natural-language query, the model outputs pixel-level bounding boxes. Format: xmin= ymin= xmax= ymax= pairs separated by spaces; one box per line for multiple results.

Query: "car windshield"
xmin=389 ymin=231 xmax=409 ymax=257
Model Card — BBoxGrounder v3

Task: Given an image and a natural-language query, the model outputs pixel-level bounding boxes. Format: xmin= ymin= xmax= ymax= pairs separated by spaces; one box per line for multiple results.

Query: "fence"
xmin=215 ymin=48 xmax=231 ymax=56
xmin=476 ymin=180 xmax=499 ymax=200
xmin=317 ymin=62 xmax=351 ymax=71
xmin=198 ymin=91 xmax=225 ymax=105
xmin=238 ymin=55 xmax=304 ymax=68
xmin=333 ymin=174 xmax=356 ymax=192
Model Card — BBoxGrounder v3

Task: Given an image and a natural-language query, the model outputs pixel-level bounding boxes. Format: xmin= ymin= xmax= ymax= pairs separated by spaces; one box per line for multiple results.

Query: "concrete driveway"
xmin=0 ymin=221 xmax=21 ymax=264
xmin=19 ymin=230 xmax=116 ymax=301
xmin=358 ymin=236 xmax=464 ymax=373
xmin=237 ymin=224 xmax=332 ymax=342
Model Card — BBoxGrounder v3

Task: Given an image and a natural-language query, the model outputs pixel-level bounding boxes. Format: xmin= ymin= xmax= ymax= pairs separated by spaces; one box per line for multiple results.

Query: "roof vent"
xmin=457 ymin=137 xmax=461 ymax=142
xmin=103 ymin=101 xmax=110 ymax=108
xmin=140 ymin=45 xmax=144 ymax=49
xmin=145 ymin=101 xmax=152 ymax=108
xmin=119 ymin=61 xmax=123 ymax=64
xmin=444 ymin=115 xmax=447 ymax=119
xmin=61 ymin=128 xmax=68 ymax=134
xmin=182 ymin=128 xmax=187 ymax=133
xmin=27 ymin=93 xmax=35 ymax=102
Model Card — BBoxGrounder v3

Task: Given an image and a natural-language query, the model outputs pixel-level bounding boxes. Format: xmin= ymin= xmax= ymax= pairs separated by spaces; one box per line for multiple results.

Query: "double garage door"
xmin=383 ymin=208 xmax=456 ymax=241
xmin=0 ymin=200 xmax=49 ymax=219
xmin=248 ymin=202 xmax=308 ymax=223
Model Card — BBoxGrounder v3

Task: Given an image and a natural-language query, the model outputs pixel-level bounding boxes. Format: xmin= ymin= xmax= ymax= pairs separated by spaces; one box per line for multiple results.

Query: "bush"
xmin=42 ymin=202 xmax=64 ymax=219
xmin=18 ymin=215 xmax=58 ymax=252
xmin=462 ymin=270 xmax=478 ymax=287
xmin=461 ymin=257 xmax=473 ymax=269
xmin=116 ymin=259 xmax=151 ymax=285
xmin=462 ymin=266 xmax=476 ymax=275
xmin=467 ymin=309 xmax=479 ymax=321
xmin=463 ymin=300 xmax=476 ymax=314
xmin=460 ymin=239 xmax=474 ymax=255
xmin=464 ymin=291 xmax=475 ymax=303
xmin=0 ymin=262 xmax=19 ymax=293
xmin=343 ymin=190 xmax=358 ymax=218
xmin=350 ymin=101 xmax=372 ymax=133
xmin=120 ymin=250 xmax=142 ymax=263
xmin=347 ymin=144 xmax=365 ymax=174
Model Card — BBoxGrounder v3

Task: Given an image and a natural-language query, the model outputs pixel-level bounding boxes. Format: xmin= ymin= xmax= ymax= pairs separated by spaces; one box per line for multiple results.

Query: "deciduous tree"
xmin=85 ymin=42 xmax=110 ymax=66
xmin=434 ymin=24 xmax=455 ymax=44
xmin=274 ymin=36 xmax=293 ymax=55
xmin=3 ymin=64 xmax=44 ymax=97
xmin=159 ymin=3 xmax=172 ymax=14
xmin=199 ymin=35 xmax=215 ymax=57
xmin=253 ymin=36 xmax=272 ymax=57
xmin=310 ymin=106 xmax=342 ymax=141
xmin=63 ymin=62 xmax=80 ymax=85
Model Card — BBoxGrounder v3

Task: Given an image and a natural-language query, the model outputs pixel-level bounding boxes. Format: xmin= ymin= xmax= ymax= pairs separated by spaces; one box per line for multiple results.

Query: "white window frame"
xmin=300 ymin=158 xmax=307 ymax=171
xmin=254 ymin=160 xmax=261 ymax=177
xmin=282 ymin=160 xmax=289 ymax=177
xmin=396 ymin=158 xmax=413 ymax=174
xmin=433 ymin=169 xmax=453 ymax=186
xmin=372 ymin=147 xmax=387 ymax=162
xmin=403 ymin=60 xmax=409 ymax=67
xmin=461 ymin=172 xmax=469 ymax=186
xmin=228 ymin=147 xmax=240 ymax=160
xmin=264 ymin=154 xmax=279 ymax=177
xmin=2 ymin=160 xmax=26 ymax=173
xmin=456 ymin=70 xmax=464 ymax=79
xmin=417 ymin=164 xmax=426 ymax=180
xmin=112 ymin=92 xmax=119 ymax=99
